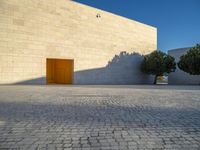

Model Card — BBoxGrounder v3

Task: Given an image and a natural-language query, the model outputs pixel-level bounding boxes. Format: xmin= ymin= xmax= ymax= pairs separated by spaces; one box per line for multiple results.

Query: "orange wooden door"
xmin=46 ymin=59 xmax=73 ymax=84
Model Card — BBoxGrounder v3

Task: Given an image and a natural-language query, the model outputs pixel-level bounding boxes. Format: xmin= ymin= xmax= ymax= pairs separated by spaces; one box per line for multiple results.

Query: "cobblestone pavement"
xmin=0 ymin=85 xmax=200 ymax=150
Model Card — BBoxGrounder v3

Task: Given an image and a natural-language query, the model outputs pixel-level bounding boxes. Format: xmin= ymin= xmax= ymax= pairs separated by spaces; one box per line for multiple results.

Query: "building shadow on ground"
xmin=0 ymin=100 xmax=199 ymax=128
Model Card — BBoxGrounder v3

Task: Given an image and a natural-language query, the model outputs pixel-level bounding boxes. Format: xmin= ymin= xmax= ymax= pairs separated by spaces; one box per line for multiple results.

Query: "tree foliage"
xmin=141 ymin=51 xmax=176 ymax=84
xmin=178 ymin=44 xmax=200 ymax=75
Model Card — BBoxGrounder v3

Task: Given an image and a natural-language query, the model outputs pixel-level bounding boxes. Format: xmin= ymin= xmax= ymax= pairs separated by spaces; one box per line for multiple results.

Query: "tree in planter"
xmin=141 ymin=51 xmax=176 ymax=84
xmin=178 ymin=44 xmax=200 ymax=75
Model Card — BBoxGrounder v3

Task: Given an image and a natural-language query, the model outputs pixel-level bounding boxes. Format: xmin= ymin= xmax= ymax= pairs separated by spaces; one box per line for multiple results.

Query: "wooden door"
xmin=46 ymin=59 xmax=73 ymax=84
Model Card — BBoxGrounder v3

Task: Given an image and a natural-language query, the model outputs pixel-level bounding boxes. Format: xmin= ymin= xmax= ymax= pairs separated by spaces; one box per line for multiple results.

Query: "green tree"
xmin=178 ymin=44 xmax=200 ymax=75
xmin=141 ymin=51 xmax=176 ymax=84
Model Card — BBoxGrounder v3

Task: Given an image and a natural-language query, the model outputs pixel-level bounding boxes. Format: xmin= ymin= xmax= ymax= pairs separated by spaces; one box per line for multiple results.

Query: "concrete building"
xmin=0 ymin=0 xmax=157 ymax=84
xmin=168 ymin=48 xmax=200 ymax=85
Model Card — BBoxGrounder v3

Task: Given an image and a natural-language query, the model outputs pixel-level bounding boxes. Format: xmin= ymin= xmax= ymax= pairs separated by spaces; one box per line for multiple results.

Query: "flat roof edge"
xmin=72 ymin=0 xmax=157 ymax=30
xmin=168 ymin=47 xmax=191 ymax=52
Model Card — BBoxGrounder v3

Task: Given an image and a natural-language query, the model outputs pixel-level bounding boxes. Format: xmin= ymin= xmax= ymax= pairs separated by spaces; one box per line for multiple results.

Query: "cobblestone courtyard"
xmin=0 ymin=85 xmax=200 ymax=150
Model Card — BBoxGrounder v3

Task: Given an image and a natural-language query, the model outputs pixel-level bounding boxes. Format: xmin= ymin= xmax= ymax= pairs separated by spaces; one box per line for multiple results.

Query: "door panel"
xmin=46 ymin=59 xmax=73 ymax=84
xmin=46 ymin=59 xmax=55 ymax=83
xmin=65 ymin=61 xmax=73 ymax=84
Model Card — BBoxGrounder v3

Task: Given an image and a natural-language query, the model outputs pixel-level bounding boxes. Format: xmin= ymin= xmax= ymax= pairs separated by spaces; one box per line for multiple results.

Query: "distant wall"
xmin=0 ymin=0 xmax=156 ymax=84
xmin=168 ymin=48 xmax=200 ymax=85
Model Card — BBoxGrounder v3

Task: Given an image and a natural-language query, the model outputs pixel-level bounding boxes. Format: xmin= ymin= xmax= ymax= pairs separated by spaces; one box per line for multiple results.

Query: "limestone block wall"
xmin=168 ymin=48 xmax=200 ymax=85
xmin=0 ymin=0 xmax=157 ymax=84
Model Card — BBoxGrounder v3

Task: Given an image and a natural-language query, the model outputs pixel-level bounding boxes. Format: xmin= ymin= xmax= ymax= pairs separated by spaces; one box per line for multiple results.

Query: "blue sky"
xmin=75 ymin=0 xmax=200 ymax=52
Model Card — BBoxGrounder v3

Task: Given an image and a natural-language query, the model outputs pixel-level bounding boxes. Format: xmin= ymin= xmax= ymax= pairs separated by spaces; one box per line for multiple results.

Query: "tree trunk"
xmin=154 ymin=75 xmax=157 ymax=84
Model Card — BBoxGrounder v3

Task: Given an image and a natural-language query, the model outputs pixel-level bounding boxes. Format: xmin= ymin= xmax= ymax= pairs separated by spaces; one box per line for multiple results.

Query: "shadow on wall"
xmin=13 ymin=77 xmax=46 ymax=85
xmin=75 ymin=51 xmax=154 ymax=84
xmin=13 ymin=51 xmax=154 ymax=85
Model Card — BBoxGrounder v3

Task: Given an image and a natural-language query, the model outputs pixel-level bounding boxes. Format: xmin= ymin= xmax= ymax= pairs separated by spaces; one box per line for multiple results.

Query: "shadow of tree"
xmin=74 ymin=51 xmax=154 ymax=84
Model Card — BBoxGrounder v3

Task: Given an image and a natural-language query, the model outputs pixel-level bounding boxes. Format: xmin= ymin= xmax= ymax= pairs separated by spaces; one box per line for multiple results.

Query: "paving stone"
xmin=0 ymin=85 xmax=200 ymax=150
